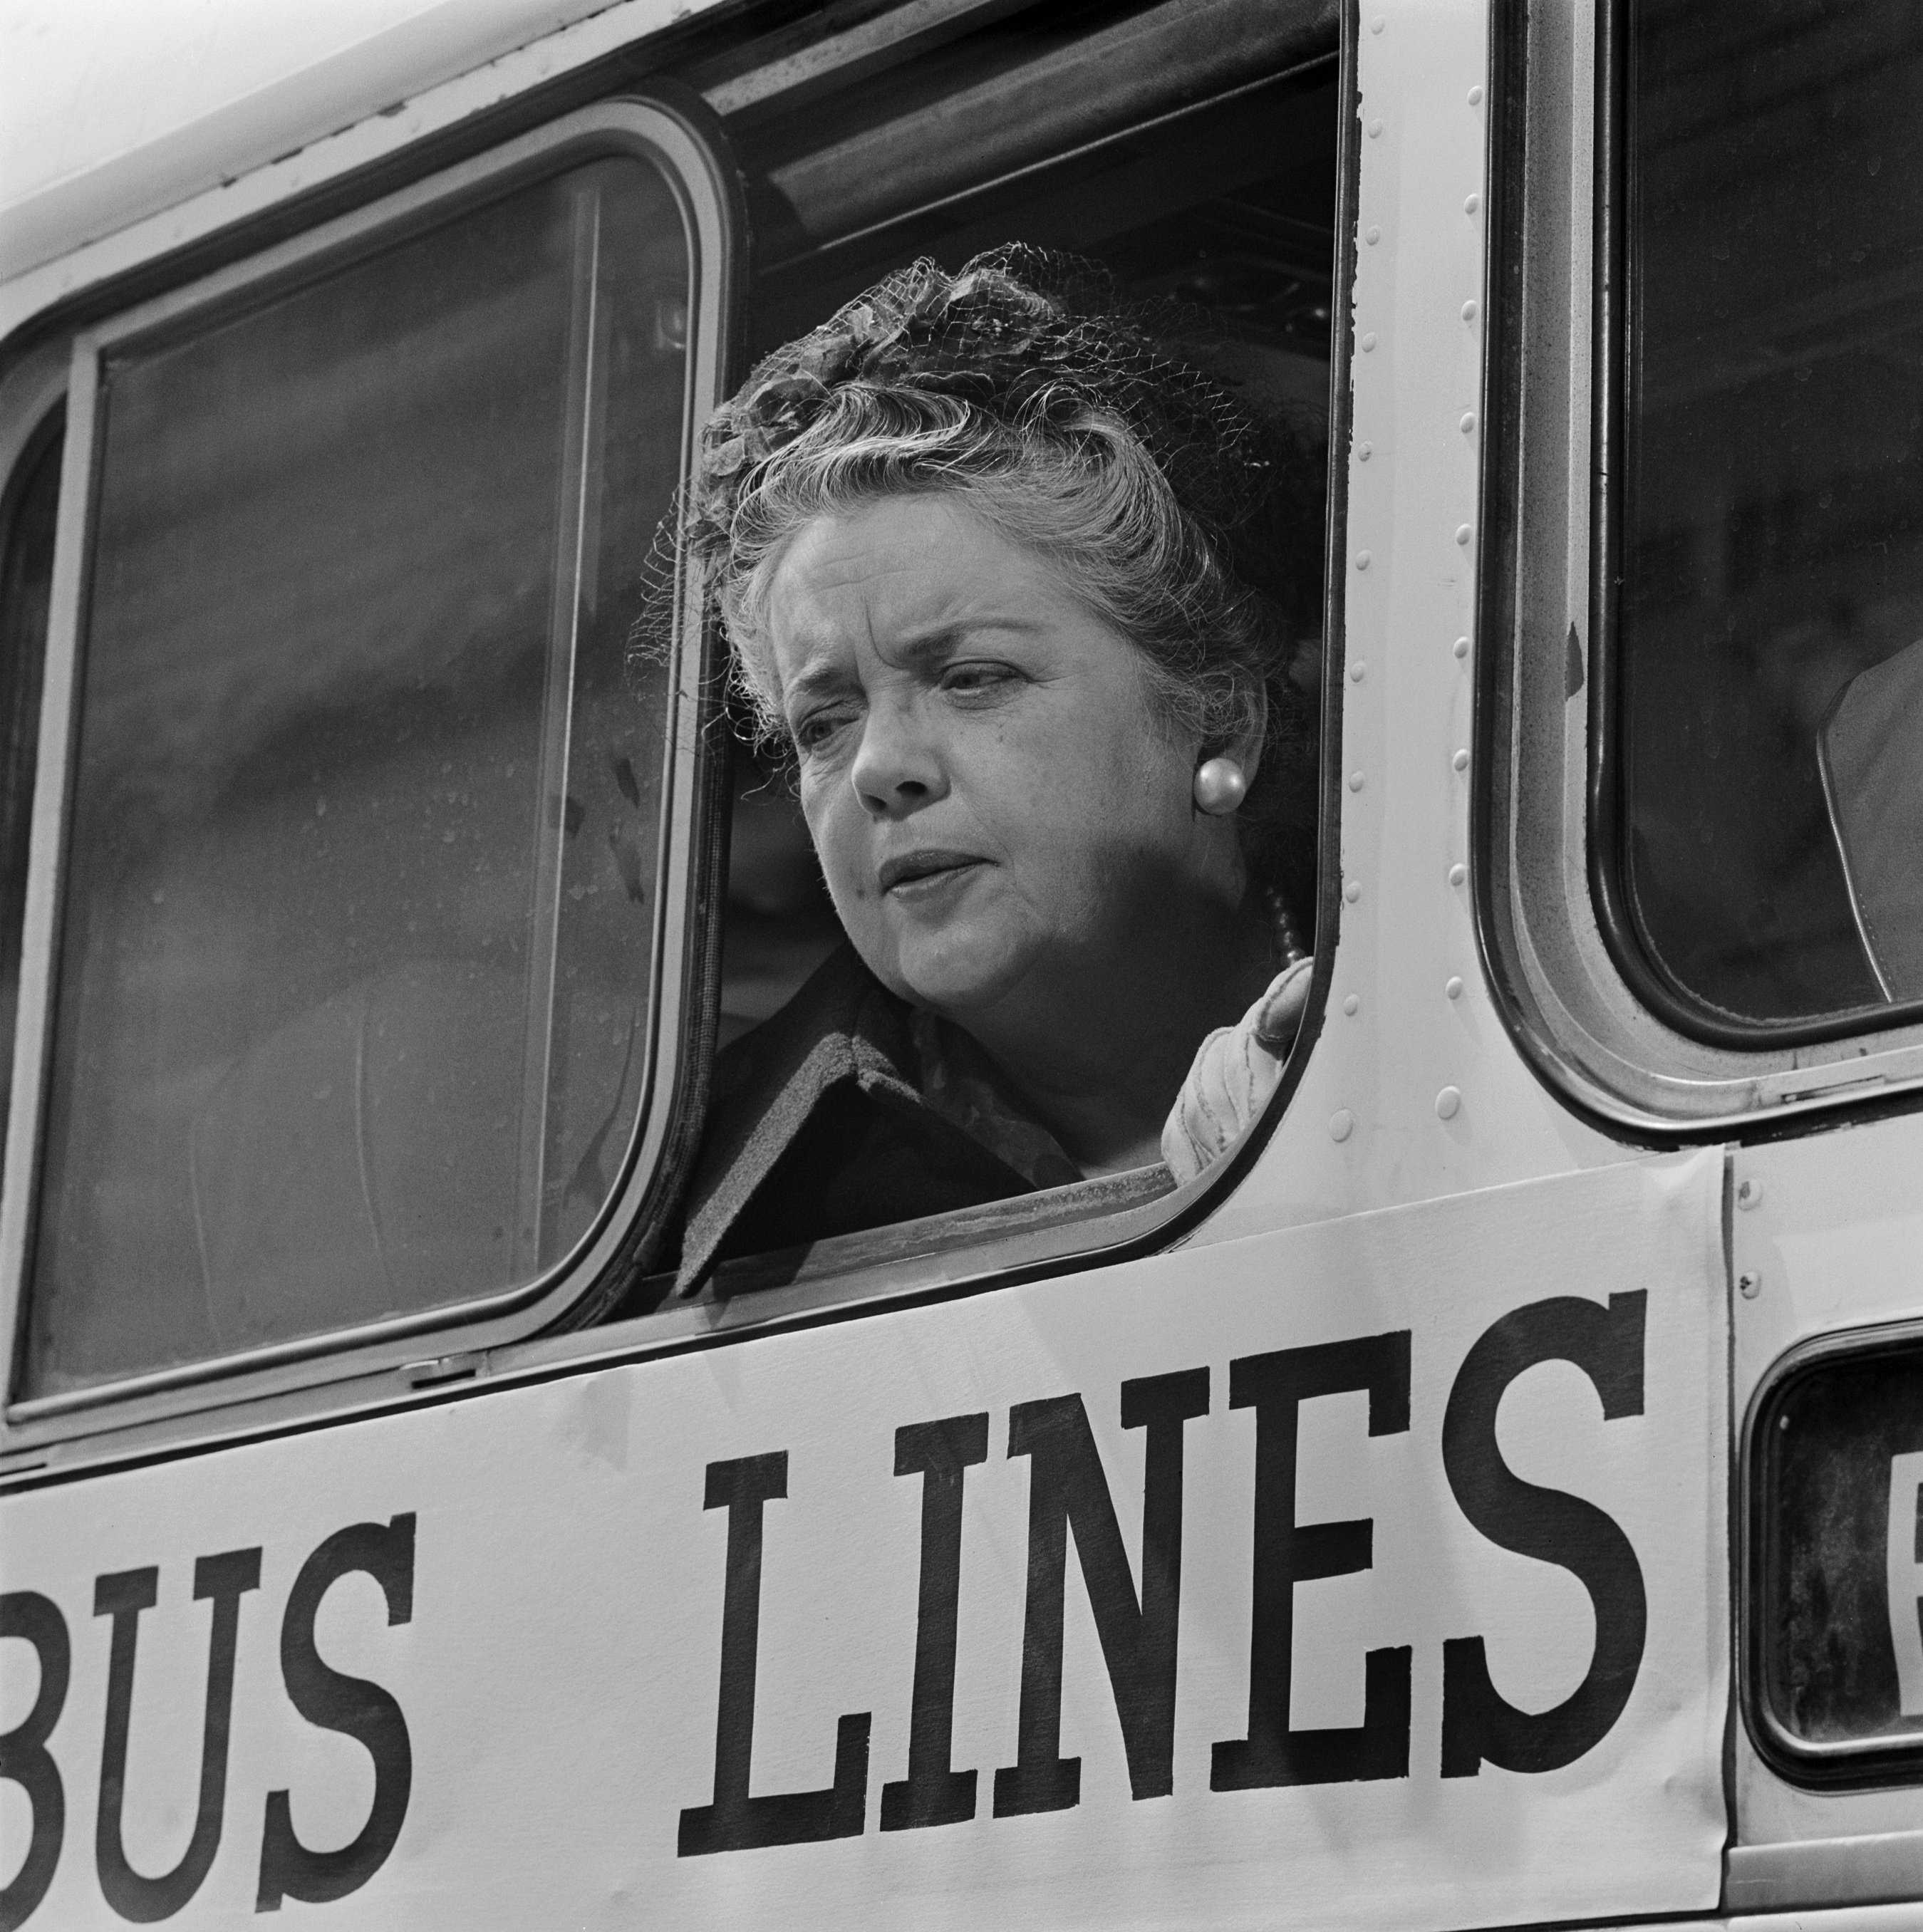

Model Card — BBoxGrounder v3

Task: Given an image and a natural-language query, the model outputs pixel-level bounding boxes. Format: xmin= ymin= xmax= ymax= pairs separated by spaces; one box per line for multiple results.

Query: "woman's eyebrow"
xmin=891 ymin=616 xmax=1045 ymax=663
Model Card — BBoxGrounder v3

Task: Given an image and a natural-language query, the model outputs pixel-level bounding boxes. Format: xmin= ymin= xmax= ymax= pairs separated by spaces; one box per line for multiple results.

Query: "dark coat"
xmin=673 ymin=944 xmax=1040 ymax=1293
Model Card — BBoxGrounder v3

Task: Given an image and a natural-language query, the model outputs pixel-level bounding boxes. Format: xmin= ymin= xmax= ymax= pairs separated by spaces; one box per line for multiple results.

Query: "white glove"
xmin=1160 ymin=957 xmax=1313 ymax=1184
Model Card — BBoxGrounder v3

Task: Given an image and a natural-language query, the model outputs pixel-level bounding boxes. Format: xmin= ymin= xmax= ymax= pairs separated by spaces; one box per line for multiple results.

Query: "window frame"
xmin=573 ymin=19 xmax=1358 ymax=1339
xmin=0 ymin=96 xmax=741 ymax=1450
xmin=1739 ymin=1315 xmax=1923 ymax=1791
xmin=1473 ymin=0 xmax=1923 ymax=1137
xmin=0 ymin=343 xmax=68 ymax=1136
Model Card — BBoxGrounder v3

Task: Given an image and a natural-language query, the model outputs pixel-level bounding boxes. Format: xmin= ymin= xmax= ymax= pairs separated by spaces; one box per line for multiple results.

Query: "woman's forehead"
xmin=764 ymin=497 xmax=1069 ymax=660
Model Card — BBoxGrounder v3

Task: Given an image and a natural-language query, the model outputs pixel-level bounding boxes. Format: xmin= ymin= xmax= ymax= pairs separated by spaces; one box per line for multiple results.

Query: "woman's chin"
xmin=871 ymin=923 xmax=1034 ymax=1019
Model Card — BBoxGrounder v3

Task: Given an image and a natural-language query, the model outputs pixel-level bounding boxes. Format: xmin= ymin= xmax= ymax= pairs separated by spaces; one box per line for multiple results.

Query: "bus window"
xmin=1613 ymin=1 xmax=1923 ymax=1034
xmin=12 ymin=141 xmax=709 ymax=1399
xmin=1748 ymin=1330 xmax=1923 ymax=1782
xmin=0 ymin=418 xmax=58 ymax=1183
xmin=664 ymin=35 xmax=1338 ymax=1302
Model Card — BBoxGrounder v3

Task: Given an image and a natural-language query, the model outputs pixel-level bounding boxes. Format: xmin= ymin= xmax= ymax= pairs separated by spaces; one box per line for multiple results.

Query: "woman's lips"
xmin=878 ymin=849 xmax=986 ymax=896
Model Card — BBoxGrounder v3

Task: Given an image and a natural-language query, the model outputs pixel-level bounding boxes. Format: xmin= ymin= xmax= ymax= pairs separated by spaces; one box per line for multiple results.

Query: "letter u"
xmin=94 ymin=1550 xmax=261 ymax=1923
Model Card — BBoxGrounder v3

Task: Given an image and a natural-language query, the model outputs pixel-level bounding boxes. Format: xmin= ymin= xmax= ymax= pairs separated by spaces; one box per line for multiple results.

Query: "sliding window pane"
xmin=23 ymin=155 xmax=690 ymax=1393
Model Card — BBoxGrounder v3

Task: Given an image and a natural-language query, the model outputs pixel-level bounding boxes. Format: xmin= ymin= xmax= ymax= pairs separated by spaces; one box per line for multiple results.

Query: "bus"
xmin=2 ymin=0 xmax=1920 ymax=1925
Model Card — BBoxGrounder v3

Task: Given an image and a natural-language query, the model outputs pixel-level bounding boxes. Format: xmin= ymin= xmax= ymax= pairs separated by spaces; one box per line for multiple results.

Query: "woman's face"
xmin=762 ymin=494 xmax=1245 ymax=1029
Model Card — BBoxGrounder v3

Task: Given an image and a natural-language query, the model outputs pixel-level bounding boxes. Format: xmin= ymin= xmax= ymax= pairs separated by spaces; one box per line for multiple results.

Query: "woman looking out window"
xmin=658 ymin=246 xmax=1323 ymax=1293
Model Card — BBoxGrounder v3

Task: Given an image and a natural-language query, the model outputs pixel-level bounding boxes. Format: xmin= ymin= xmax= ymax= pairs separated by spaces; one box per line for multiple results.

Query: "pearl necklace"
xmin=1264 ymin=884 xmax=1308 ymax=970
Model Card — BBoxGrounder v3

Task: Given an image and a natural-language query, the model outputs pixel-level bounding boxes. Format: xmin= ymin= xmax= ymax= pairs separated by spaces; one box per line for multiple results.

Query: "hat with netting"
xmin=686 ymin=244 xmax=1313 ymax=623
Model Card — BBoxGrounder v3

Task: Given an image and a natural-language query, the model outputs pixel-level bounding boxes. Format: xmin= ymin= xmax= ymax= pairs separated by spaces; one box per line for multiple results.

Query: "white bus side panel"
xmin=0 ymin=1150 xmax=1726 ymax=1931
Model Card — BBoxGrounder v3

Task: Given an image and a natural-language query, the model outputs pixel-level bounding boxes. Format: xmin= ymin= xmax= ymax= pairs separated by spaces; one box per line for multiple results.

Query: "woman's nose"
xmin=849 ymin=703 xmax=946 ymax=818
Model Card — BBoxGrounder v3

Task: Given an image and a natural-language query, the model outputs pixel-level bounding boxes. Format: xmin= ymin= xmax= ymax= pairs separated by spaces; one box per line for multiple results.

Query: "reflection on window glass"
xmin=1 ymin=421 xmax=60 ymax=1181
xmin=22 ymin=156 xmax=690 ymax=1396
xmin=1624 ymin=2 xmax=1923 ymax=1024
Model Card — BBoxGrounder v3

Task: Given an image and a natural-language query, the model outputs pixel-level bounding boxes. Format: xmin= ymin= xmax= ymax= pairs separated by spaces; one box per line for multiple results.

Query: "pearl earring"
xmin=1193 ymin=756 xmax=1247 ymax=815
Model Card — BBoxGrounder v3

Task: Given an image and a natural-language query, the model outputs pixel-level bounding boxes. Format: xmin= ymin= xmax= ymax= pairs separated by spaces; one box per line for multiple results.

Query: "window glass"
xmin=1751 ymin=1337 xmax=1923 ymax=1778
xmin=0 ymin=421 xmax=59 ymax=1180
xmin=1622 ymin=2 xmax=1923 ymax=1027
xmin=21 ymin=155 xmax=690 ymax=1395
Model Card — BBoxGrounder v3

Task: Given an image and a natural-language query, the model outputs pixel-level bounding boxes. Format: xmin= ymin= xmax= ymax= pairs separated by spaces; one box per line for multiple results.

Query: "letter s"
xmin=256 ymin=1515 xmax=415 ymax=1912
xmin=1440 ymin=1292 xmax=1647 ymax=1777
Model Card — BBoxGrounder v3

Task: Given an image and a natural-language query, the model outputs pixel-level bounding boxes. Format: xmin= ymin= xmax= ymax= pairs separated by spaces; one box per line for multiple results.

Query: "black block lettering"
xmin=679 ymin=1454 xmax=871 ymax=1855
xmin=1439 ymin=1291 xmax=1647 ymax=1777
xmin=94 ymin=1549 xmax=260 ymax=1923
xmin=1 ymin=1591 xmax=70 ymax=1931
xmin=881 ymin=1413 xmax=990 ymax=1832
xmin=993 ymin=1368 xmax=1209 ymax=1816
xmin=256 ymin=1516 xmax=415 ymax=1911
xmin=1211 ymin=1333 xmax=1412 ymax=1790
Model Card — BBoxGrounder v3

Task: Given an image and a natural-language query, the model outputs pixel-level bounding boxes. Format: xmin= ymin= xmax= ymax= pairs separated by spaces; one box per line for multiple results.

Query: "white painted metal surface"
xmin=1203 ymin=0 xmax=1624 ymax=1257
xmin=1 ymin=1 xmax=604 ymax=233
xmin=0 ymin=0 xmax=732 ymax=338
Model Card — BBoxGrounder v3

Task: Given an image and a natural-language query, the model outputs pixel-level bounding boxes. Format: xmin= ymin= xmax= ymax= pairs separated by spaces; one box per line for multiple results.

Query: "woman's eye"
xmin=940 ymin=661 xmax=1020 ymax=697
xmin=792 ymin=709 xmax=851 ymax=754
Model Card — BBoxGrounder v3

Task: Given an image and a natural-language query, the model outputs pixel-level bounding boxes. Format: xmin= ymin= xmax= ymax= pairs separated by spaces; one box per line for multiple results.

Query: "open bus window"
xmin=666 ymin=38 xmax=1337 ymax=1304
xmin=11 ymin=145 xmax=701 ymax=1398
xmin=1617 ymin=1 xmax=1923 ymax=1032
